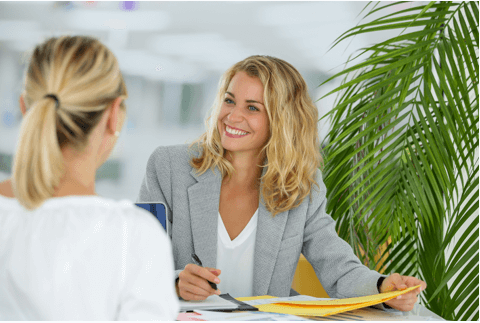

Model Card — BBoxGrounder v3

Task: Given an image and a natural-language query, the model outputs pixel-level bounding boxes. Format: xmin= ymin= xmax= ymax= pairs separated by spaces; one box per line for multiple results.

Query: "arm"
xmin=302 ymin=171 xmax=382 ymax=299
xmin=117 ymin=213 xmax=179 ymax=320
xmin=137 ymin=146 xmax=174 ymax=239
xmin=303 ymin=171 xmax=426 ymax=311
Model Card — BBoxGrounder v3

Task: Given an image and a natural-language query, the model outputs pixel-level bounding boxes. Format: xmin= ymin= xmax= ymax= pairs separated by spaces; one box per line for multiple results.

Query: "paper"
xmin=301 ymin=307 xmax=404 ymax=321
xmin=194 ymin=310 xmax=308 ymax=321
xmin=236 ymin=295 xmax=276 ymax=302
xmin=179 ymin=294 xmax=239 ymax=311
xmin=242 ymin=295 xmax=323 ymax=307
xmin=255 ymin=285 xmax=421 ymax=317
xmin=176 ymin=312 xmax=206 ymax=321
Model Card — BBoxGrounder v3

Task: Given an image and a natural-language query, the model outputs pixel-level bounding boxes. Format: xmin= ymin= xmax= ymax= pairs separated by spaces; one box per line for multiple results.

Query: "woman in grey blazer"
xmin=138 ymin=56 xmax=426 ymax=311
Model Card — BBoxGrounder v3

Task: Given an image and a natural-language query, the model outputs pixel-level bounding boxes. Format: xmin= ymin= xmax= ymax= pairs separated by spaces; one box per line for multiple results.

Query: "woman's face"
xmin=217 ymin=71 xmax=270 ymax=158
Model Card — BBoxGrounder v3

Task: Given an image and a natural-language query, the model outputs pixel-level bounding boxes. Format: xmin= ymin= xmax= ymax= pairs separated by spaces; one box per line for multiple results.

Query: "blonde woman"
xmin=0 ymin=36 xmax=179 ymax=320
xmin=138 ymin=56 xmax=426 ymax=310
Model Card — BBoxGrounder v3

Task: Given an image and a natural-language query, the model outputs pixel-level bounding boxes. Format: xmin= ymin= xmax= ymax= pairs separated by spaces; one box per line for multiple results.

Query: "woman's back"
xmin=0 ymin=195 xmax=179 ymax=320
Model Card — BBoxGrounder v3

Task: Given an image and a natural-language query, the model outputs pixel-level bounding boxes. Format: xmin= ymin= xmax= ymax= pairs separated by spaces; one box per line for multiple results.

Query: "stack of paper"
xmin=253 ymin=285 xmax=421 ymax=317
xmin=179 ymin=295 xmax=240 ymax=311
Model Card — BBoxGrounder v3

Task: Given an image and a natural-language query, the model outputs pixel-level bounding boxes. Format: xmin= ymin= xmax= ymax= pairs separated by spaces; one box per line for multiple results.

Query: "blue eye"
xmin=248 ymin=105 xmax=259 ymax=111
xmin=224 ymin=98 xmax=234 ymax=104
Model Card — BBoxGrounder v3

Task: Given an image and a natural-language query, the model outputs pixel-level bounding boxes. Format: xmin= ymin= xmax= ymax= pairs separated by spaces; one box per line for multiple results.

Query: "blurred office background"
xmin=0 ymin=1 xmax=416 ymax=201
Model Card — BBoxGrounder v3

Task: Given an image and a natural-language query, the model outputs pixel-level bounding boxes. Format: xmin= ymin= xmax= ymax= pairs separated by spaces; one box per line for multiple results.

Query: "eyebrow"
xmin=225 ymin=91 xmax=264 ymax=106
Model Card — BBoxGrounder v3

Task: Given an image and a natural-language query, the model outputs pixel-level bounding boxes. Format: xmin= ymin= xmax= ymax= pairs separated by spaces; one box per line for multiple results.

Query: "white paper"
xmin=195 ymin=310 xmax=308 ymax=321
xmin=179 ymin=294 xmax=239 ymax=311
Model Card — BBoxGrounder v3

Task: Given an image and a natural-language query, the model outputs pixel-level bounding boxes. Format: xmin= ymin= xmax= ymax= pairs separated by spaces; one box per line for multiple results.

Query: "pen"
xmin=191 ymin=253 xmax=218 ymax=290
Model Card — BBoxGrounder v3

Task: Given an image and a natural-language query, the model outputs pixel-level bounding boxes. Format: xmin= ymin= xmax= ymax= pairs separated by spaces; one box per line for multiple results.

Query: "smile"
xmin=225 ymin=125 xmax=249 ymax=136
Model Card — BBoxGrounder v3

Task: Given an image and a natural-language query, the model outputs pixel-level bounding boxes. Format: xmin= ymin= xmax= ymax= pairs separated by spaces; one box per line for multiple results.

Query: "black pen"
xmin=191 ymin=253 xmax=218 ymax=290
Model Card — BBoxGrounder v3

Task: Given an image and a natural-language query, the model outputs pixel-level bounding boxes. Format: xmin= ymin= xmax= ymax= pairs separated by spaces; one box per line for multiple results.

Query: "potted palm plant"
xmin=320 ymin=1 xmax=478 ymax=320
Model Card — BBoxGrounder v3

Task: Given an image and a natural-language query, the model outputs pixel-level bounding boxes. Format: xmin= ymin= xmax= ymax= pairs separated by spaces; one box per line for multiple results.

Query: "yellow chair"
xmin=292 ymin=241 xmax=390 ymax=298
xmin=291 ymin=254 xmax=329 ymax=298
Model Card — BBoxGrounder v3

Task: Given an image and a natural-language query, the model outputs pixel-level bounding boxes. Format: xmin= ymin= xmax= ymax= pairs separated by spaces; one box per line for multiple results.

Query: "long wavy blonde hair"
xmin=13 ymin=36 xmax=127 ymax=210
xmin=191 ymin=55 xmax=322 ymax=216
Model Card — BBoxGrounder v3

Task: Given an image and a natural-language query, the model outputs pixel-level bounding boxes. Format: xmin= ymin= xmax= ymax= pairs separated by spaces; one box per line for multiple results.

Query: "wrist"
xmin=175 ymin=277 xmax=181 ymax=297
xmin=377 ymin=277 xmax=392 ymax=309
xmin=377 ymin=276 xmax=385 ymax=293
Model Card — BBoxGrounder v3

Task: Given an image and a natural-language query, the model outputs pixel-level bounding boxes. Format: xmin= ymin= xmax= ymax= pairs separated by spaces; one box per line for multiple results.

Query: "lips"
xmin=224 ymin=124 xmax=249 ymax=138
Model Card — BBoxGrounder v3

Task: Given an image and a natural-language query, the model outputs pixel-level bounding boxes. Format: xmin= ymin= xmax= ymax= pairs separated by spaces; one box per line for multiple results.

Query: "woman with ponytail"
xmin=0 ymin=36 xmax=179 ymax=320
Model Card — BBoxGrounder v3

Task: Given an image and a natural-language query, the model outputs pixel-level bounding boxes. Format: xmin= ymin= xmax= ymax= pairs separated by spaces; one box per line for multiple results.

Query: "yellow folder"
xmin=254 ymin=285 xmax=421 ymax=317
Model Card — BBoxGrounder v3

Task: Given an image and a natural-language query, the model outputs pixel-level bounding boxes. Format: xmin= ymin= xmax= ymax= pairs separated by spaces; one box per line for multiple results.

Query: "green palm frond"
xmin=320 ymin=1 xmax=478 ymax=320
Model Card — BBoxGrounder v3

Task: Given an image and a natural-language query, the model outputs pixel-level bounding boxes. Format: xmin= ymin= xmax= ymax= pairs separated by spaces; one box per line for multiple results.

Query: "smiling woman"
xmin=217 ymin=71 xmax=270 ymax=163
xmin=137 ymin=55 xmax=426 ymax=309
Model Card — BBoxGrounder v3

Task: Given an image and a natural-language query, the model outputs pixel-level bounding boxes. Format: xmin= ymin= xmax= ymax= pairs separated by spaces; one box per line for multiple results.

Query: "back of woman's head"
xmin=14 ymin=36 xmax=127 ymax=210
xmin=193 ymin=55 xmax=322 ymax=215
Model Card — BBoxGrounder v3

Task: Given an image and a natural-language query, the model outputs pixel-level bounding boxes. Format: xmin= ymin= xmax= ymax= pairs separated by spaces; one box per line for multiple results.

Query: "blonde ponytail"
xmin=13 ymin=36 xmax=127 ymax=209
xmin=13 ymin=97 xmax=64 ymax=209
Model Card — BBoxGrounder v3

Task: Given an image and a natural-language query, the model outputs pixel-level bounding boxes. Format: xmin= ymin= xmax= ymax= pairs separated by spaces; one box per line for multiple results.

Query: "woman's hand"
xmin=380 ymin=273 xmax=427 ymax=311
xmin=176 ymin=264 xmax=221 ymax=300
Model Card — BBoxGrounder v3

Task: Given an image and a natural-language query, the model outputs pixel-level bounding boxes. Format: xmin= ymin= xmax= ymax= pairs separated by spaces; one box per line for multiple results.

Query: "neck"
xmin=53 ymin=145 xmax=97 ymax=197
xmin=224 ymin=150 xmax=264 ymax=188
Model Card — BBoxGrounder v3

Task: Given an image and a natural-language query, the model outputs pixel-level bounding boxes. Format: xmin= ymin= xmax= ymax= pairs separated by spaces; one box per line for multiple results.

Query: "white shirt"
xmin=0 ymin=195 xmax=179 ymax=320
xmin=216 ymin=209 xmax=258 ymax=298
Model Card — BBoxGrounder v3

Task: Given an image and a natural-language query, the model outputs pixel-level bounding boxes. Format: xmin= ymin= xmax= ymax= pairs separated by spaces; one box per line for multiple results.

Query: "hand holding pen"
xmin=176 ymin=253 xmax=221 ymax=301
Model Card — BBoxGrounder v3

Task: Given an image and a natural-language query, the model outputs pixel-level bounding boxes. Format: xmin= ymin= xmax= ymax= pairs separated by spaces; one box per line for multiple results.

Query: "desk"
xmin=177 ymin=302 xmax=444 ymax=321
xmin=401 ymin=302 xmax=444 ymax=320
xmin=301 ymin=303 xmax=443 ymax=321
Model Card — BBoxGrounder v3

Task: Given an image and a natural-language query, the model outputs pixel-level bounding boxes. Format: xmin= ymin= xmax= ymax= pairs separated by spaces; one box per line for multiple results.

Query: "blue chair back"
xmin=135 ymin=203 xmax=166 ymax=230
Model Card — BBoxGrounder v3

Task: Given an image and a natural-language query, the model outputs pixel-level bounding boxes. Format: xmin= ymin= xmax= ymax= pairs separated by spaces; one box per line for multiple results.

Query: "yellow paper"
xmin=236 ymin=295 xmax=275 ymax=302
xmin=256 ymin=285 xmax=420 ymax=317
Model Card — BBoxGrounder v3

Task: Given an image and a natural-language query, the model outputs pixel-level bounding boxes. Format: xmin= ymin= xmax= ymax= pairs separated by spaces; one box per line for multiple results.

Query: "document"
xmin=179 ymin=294 xmax=240 ymax=312
xmin=253 ymin=285 xmax=421 ymax=317
xmin=194 ymin=310 xmax=308 ymax=321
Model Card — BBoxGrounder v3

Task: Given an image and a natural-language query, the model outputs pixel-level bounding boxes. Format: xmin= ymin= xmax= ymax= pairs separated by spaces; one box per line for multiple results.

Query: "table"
xmin=177 ymin=302 xmax=444 ymax=321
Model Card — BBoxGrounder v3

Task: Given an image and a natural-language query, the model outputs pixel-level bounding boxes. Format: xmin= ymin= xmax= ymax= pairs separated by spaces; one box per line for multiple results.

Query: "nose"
xmin=227 ymin=105 xmax=244 ymax=123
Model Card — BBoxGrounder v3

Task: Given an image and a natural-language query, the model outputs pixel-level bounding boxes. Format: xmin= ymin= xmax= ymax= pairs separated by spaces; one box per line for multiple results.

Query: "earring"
xmin=115 ymin=131 xmax=120 ymax=137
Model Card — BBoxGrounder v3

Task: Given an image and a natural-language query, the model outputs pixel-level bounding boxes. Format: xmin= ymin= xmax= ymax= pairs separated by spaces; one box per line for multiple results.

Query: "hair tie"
xmin=44 ymin=94 xmax=60 ymax=109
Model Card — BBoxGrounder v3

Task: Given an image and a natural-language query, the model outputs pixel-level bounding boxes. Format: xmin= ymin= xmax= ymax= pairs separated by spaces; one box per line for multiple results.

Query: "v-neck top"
xmin=215 ymin=209 xmax=258 ymax=298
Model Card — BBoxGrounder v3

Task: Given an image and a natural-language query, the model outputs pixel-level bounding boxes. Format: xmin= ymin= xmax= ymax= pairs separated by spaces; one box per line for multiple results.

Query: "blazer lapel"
xmin=188 ymin=168 xmax=222 ymax=268
xmin=253 ymin=200 xmax=289 ymax=296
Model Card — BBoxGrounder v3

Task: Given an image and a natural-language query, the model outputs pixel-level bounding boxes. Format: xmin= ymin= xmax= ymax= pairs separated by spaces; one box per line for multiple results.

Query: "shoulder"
xmin=301 ymin=169 xmax=328 ymax=217
xmin=58 ymin=196 xmax=166 ymax=237
xmin=313 ymin=169 xmax=327 ymax=197
xmin=114 ymin=200 xmax=167 ymax=236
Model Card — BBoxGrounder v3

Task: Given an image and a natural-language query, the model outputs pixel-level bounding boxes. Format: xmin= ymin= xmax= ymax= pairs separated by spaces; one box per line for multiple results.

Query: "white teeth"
xmin=226 ymin=125 xmax=248 ymax=135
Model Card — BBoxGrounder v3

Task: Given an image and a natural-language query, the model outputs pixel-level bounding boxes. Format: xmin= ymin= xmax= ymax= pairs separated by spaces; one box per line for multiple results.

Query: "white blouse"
xmin=216 ymin=209 xmax=258 ymax=298
xmin=0 ymin=195 xmax=179 ymax=320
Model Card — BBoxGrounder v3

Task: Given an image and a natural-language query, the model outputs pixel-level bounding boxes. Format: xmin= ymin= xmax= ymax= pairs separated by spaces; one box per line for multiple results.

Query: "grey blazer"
xmin=137 ymin=144 xmax=383 ymax=298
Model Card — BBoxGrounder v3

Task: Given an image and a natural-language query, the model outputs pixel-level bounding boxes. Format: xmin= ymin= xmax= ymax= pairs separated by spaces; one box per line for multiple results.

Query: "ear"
xmin=106 ymin=97 xmax=124 ymax=135
xmin=19 ymin=95 xmax=26 ymax=115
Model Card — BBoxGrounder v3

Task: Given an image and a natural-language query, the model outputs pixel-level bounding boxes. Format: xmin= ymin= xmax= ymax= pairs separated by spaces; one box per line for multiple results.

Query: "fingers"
xmin=178 ymin=264 xmax=221 ymax=301
xmin=187 ymin=264 xmax=221 ymax=285
xmin=385 ymin=293 xmax=418 ymax=312
xmin=405 ymin=276 xmax=427 ymax=292
xmin=205 ymin=267 xmax=222 ymax=276
xmin=381 ymin=273 xmax=407 ymax=292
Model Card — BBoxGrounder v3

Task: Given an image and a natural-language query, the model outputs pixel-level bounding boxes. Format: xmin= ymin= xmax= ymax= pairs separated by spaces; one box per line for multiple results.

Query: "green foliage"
xmin=320 ymin=2 xmax=478 ymax=320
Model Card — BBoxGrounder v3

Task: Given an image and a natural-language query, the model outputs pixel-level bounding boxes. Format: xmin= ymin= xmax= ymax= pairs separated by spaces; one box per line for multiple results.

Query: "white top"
xmin=0 ymin=195 xmax=179 ymax=320
xmin=216 ymin=209 xmax=258 ymax=298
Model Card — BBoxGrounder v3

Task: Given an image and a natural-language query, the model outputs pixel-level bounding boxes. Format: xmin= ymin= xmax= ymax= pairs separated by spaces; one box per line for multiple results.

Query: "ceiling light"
xmin=64 ymin=10 xmax=170 ymax=31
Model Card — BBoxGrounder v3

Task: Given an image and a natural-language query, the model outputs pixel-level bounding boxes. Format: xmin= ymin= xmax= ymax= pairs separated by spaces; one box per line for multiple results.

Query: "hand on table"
xmin=177 ymin=263 xmax=221 ymax=300
xmin=380 ymin=273 xmax=427 ymax=311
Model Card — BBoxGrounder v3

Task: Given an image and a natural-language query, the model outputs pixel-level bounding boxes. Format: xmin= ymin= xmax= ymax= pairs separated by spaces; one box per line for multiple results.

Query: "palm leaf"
xmin=320 ymin=1 xmax=478 ymax=319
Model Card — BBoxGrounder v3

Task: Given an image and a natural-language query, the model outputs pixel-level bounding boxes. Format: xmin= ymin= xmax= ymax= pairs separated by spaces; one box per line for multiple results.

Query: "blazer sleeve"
xmin=137 ymin=146 xmax=185 ymax=281
xmin=302 ymin=170 xmax=384 ymax=299
xmin=137 ymin=146 xmax=174 ymax=238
